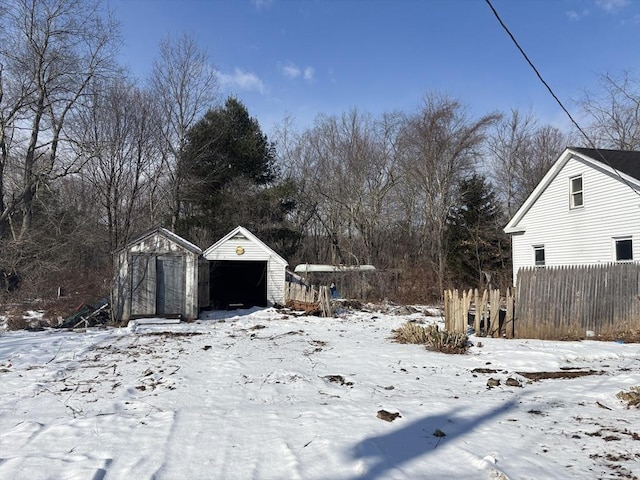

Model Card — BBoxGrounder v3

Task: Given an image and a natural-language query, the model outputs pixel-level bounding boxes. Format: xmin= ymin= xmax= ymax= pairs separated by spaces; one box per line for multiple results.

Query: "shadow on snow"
xmin=349 ymin=398 xmax=518 ymax=479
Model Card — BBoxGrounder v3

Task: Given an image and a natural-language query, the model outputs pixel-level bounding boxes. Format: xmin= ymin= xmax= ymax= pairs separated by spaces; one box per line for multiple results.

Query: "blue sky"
xmin=111 ymin=0 xmax=640 ymax=136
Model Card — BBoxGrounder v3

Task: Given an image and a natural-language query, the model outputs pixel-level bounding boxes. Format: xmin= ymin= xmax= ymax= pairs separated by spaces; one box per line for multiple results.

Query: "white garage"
xmin=203 ymin=226 xmax=288 ymax=309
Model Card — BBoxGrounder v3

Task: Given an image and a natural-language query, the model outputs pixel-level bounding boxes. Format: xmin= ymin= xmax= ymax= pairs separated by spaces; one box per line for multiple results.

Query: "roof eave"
xmin=504 ymin=148 xmax=574 ymax=232
xmin=504 ymin=226 xmax=526 ymax=234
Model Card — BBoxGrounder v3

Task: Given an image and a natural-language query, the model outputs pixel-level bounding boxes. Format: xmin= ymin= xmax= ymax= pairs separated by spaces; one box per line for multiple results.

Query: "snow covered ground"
xmin=0 ymin=305 xmax=638 ymax=480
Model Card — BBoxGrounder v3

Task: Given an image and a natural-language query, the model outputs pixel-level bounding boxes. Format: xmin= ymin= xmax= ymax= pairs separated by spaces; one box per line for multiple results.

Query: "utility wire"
xmin=485 ymin=0 xmax=640 ymax=198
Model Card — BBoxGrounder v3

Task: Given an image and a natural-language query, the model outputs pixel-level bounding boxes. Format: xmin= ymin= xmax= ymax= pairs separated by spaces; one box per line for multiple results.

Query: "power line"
xmin=484 ymin=0 xmax=640 ymax=198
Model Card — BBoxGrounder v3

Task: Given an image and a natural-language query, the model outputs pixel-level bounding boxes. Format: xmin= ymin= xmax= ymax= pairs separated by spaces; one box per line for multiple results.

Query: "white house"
xmin=504 ymin=147 xmax=640 ymax=284
xmin=203 ymin=226 xmax=288 ymax=308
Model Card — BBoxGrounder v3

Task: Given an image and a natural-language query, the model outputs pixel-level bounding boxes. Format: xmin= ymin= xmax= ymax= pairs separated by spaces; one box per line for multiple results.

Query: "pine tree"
xmin=177 ymin=97 xmax=297 ymax=250
xmin=446 ymin=174 xmax=510 ymax=289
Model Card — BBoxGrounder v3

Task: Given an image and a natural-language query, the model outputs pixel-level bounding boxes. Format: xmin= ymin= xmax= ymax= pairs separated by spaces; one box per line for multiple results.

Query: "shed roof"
xmin=116 ymin=226 xmax=202 ymax=254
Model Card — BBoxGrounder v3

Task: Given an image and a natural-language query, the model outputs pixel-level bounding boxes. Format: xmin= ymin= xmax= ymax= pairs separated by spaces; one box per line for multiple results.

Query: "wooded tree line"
xmin=1 ymin=0 xmax=638 ymax=302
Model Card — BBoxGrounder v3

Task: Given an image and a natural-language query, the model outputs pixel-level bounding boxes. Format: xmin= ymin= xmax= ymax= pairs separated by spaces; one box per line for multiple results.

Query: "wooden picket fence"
xmin=285 ymin=282 xmax=333 ymax=317
xmin=444 ymin=288 xmax=516 ymax=338
xmin=285 ymin=281 xmax=319 ymax=305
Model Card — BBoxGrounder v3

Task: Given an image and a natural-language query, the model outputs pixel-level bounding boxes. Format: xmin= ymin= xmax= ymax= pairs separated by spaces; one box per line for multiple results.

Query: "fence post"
xmin=505 ymin=288 xmax=515 ymax=338
xmin=444 ymin=290 xmax=451 ymax=332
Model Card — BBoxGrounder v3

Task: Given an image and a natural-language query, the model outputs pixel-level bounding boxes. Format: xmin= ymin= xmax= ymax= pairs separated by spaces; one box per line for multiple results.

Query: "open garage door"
xmin=210 ymin=260 xmax=267 ymax=309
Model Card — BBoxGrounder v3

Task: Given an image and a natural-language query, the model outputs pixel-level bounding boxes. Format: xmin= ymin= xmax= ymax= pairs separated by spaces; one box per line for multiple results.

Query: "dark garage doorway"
xmin=210 ymin=260 xmax=267 ymax=309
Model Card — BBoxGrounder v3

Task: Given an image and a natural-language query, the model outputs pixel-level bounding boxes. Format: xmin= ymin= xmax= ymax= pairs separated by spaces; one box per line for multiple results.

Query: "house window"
xmin=614 ymin=237 xmax=633 ymax=261
xmin=533 ymin=245 xmax=545 ymax=266
xmin=570 ymin=175 xmax=583 ymax=208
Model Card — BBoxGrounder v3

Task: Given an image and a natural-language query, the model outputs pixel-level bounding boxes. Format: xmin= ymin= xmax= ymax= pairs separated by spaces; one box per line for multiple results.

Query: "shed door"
xmin=156 ymin=255 xmax=185 ymax=315
xmin=131 ymin=254 xmax=156 ymax=316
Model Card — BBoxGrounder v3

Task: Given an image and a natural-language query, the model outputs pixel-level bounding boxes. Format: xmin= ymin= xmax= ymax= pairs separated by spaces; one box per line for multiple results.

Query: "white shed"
xmin=203 ymin=226 xmax=288 ymax=309
xmin=112 ymin=227 xmax=208 ymax=322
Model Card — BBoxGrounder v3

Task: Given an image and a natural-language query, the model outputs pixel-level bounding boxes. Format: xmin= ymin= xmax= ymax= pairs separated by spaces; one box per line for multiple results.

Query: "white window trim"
xmin=613 ymin=236 xmax=633 ymax=262
xmin=569 ymin=174 xmax=583 ymax=209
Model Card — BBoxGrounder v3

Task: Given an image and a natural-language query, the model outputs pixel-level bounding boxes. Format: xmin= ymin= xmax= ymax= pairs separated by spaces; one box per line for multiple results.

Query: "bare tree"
xmin=150 ymin=33 xmax=218 ymax=230
xmin=488 ymin=109 xmax=569 ymax=216
xmin=578 ymin=70 xmax=640 ymax=150
xmin=518 ymin=125 xmax=567 ymax=198
xmin=284 ymin=109 xmax=404 ymax=267
xmin=73 ymin=78 xmax=162 ymax=252
xmin=294 ymin=113 xmax=350 ymax=264
xmin=0 ymin=0 xmax=118 ymax=241
xmin=487 ymin=109 xmax=536 ymax=217
xmin=272 ymin=115 xmax=329 ymax=264
xmin=399 ymin=93 xmax=499 ymax=297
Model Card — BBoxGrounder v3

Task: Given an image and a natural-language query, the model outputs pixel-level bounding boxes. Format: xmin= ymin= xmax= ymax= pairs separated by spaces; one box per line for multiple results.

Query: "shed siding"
xmin=512 ymin=156 xmax=640 ymax=283
xmin=184 ymin=254 xmax=199 ymax=318
xmin=267 ymin=260 xmax=286 ymax=305
xmin=206 ymin=237 xmax=267 ymax=262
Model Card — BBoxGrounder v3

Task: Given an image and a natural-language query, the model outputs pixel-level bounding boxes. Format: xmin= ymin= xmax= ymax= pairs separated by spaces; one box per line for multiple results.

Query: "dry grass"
xmin=6 ymin=316 xmax=30 ymax=331
xmin=5 ymin=312 xmax=48 ymax=331
xmin=392 ymin=321 xmax=431 ymax=344
xmin=616 ymin=386 xmax=640 ymax=408
xmin=392 ymin=322 xmax=469 ymax=354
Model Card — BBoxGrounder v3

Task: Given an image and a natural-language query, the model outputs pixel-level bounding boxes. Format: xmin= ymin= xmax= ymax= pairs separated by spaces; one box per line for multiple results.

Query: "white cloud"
xmin=251 ymin=0 xmax=273 ymax=10
xmin=218 ymin=68 xmax=266 ymax=94
xmin=566 ymin=9 xmax=589 ymax=21
xmin=281 ymin=62 xmax=315 ymax=82
xmin=303 ymin=66 xmax=315 ymax=81
xmin=282 ymin=63 xmax=301 ymax=79
xmin=623 ymin=13 xmax=640 ymax=24
xmin=595 ymin=0 xmax=630 ymax=13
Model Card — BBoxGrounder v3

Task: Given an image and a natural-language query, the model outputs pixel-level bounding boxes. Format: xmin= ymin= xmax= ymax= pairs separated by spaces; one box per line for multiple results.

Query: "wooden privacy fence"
xmin=444 ymin=288 xmax=516 ymax=338
xmin=445 ymin=263 xmax=640 ymax=340
xmin=516 ymin=263 xmax=640 ymax=339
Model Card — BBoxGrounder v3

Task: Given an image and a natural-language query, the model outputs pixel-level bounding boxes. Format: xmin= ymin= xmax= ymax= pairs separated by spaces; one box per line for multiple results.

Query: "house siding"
xmin=512 ymin=156 xmax=640 ymax=284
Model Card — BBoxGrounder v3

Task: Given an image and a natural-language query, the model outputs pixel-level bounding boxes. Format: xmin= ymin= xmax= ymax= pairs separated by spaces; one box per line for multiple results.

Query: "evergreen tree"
xmin=446 ymin=174 xmax=510 ymax=289
xmin=178 ymin=97 xmax=297 ymax=250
